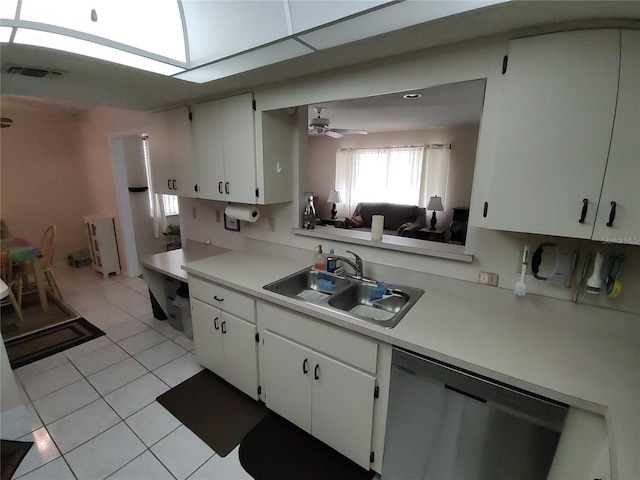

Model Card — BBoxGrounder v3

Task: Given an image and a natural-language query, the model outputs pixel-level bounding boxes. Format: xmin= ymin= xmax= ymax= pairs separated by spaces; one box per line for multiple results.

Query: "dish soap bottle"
xmin=314 ymin=244 xmax=326 ymax=270
xmin=326 ymin=248 xmax=338 ymax=273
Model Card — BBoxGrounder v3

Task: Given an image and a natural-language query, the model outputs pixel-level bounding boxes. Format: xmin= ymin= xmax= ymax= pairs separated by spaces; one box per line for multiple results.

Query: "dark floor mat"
xmin=157 ymin=369 xmax=268 ymax=456
xmin=1 ymin=440 xmax=33 ymax=480
xmin=4 ymin=317 xmax=105 ymax=369
xmin=239 ymin=413 xmax=375 ymax=480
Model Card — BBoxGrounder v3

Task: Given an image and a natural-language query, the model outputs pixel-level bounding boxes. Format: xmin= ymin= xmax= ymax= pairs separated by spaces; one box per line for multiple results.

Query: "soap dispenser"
xmin=326 ymin=248 xmax=338 ymax=273
xmin=314 ymin=245 xmax=326 ymax=270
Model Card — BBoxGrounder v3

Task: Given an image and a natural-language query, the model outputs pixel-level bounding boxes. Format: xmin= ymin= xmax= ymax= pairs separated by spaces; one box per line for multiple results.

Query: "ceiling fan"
xmin=308 ymin=107 xmax=368 ymax=138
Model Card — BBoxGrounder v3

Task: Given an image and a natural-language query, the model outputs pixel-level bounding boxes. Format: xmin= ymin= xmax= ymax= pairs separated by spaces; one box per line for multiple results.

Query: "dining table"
xmin=0 ymin=237 xmax=49 ymax=312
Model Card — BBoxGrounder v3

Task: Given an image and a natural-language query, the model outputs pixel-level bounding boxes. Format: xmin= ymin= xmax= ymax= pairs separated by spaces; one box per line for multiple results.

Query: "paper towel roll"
xmin=225 ymin=205 xmax=261 ymax=223
xmin=371 ymin=215 xmax=384 ymax=241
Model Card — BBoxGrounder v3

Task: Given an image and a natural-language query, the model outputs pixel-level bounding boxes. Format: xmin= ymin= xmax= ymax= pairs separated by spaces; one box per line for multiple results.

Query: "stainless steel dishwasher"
xmin=382 ymin=347 xmax=568 ymax=480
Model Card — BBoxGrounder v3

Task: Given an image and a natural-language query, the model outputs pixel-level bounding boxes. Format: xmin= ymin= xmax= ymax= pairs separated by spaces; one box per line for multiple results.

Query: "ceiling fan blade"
xmin=332 ymin=128 xmax=368 ymax=135
xmin=325 ymin=130 xmax=343 ymax=138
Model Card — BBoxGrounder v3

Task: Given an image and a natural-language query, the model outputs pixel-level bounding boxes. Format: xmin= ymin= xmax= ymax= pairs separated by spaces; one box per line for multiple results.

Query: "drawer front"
xmin=189 ymin=276 xmax=255 ymax=323
xmin=258 ymin=302 xmax=378 ymax=374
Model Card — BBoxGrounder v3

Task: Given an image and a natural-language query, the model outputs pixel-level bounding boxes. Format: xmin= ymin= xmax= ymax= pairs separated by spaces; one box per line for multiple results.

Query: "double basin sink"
xmin=263 ymin=267 xmax=424 ymax=328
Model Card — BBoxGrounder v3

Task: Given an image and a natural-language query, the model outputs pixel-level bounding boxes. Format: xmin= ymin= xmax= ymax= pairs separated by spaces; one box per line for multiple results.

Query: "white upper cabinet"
xmin=592 ymin=30 xmax=640 ymax=245
xmin=192 ymin=93 xmax=258 ymax=203
xmin=469 ymin=29 xmax=638 ymax=242
xmin=148 ymin=107 xmax=197 ymax=197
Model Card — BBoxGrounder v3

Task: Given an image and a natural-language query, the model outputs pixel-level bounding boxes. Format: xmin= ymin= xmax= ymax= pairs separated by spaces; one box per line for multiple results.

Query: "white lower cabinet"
xmin=189 ymin=278 xmax=258 ymax=400
xmin=259 ymin=303 xmax=378 ymax=469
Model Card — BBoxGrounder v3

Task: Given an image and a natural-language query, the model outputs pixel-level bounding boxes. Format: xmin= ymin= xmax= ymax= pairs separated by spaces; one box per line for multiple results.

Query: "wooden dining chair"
xmin=0 ymin=250 xmax=24 ymax=322
xmin=40 ymin=225 xmax=63 ymax=300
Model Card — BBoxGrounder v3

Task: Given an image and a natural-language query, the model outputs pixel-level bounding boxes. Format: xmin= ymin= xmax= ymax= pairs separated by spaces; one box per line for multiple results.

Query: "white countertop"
xmin=139 ymin=241 xmax=230 ymax=281
xmin=182 ymin=250 xmax=639 ymax=480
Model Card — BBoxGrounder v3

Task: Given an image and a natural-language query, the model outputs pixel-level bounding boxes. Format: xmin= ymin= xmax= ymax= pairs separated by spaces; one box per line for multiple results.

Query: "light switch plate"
xmin=477 ymin=271 xmax=499 ymax=286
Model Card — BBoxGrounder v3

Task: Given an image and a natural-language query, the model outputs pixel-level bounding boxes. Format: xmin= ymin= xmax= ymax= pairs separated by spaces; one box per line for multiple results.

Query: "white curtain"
xmin=335 ymin=146 xmax=424 ymax=216
xmin=151 ymin=193 xmax=167 ymax=239
xmin=420 ymin=144 xmax=451 ymax=207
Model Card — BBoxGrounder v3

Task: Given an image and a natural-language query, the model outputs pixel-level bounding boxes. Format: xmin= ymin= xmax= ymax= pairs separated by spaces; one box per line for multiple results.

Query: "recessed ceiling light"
xmin=403 ymin=93 xmax=422 ymax=100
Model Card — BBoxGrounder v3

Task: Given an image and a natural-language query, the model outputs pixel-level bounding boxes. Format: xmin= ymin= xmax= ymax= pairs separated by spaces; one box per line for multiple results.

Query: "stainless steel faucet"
xmin=334 ymin=250 xmax=364 ymax=279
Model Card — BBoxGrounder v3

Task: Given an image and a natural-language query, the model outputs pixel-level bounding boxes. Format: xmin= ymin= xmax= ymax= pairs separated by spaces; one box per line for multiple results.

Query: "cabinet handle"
xmin=606 ymin=201 xmax=617 ymax=227
xmin=218 ymin=181 xmax=223 ymax=194
xmin=483 ymin=201 xmax=488 ymax=218
xmin=225 ymin=182 xmax=230 ymax=195
xmin=579 ymin=198 xmax=589 ymax=223
xmin=221 ymin=321 xmax=226 ymax=334
xmin=214 ymin=317 xmax=219 ymax=330
xmin=168 ymin=179 xmax=172 ymax=190
xmin=213 ymin=295 xmax=224 ymax=302
xmin=172 ymin=179 xmax=176 ymax=190
xmin=302 ymin=358 xmax=308 ymax=374
xmin=314 ymin=364 xmax=320 ymax=380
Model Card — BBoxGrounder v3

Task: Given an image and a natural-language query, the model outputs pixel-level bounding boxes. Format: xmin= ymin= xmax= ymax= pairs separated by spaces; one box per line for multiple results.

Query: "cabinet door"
xmin=479 ymin=30 xmax=620 ymax=238
xmin=592 ymin=30 xmax=640 ymax=245
xmin=191 ymin=298 xmax=224 ymax=374
xmin=261 ymin=331 xmax=312 ymax=433
xmin=311 ymin=350 xmax=376 ymax=469
xmin=166 ymin=107 xmax=197 ymax=198
xmin=148 ymin=111 xmax=173 ymax=195
xmin=220 ymin=312 xmax=259 ymax=400
xmin=221 ymin=93 xmax=258 ymax=203
xmin=192 ymin=100 xmax=226 ymax=200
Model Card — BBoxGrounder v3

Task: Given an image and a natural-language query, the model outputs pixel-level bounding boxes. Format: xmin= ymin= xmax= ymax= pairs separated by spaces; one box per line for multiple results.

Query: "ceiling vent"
xmin=6 ymin=66 xmax=64 ymax=78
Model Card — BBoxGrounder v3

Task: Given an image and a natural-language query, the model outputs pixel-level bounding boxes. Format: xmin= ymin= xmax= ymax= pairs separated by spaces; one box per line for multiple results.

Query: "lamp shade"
xmin=426 ymin=195 xmax=444 ymax=211
xmin=327 ymin=190 xmax=342 ymax=204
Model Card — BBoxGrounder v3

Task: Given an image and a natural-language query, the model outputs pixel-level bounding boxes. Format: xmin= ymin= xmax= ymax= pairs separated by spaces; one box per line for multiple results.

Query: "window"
xmin=335 ymin=145 xmax=450 ymax=215
xmin=141 ymin=136 xmax=179 ymax=216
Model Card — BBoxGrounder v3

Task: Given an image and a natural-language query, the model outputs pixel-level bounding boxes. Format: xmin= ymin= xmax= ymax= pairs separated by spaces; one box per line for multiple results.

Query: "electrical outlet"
xmin=192 ymin=207 xmax=197 ymax=219
xmin=477 ymin=271 xmax=499 ymax=286
xmin=215 ymin=210 xmax=221 ymax=223
xmin=268 ymin=217 xmax=276 ymax=232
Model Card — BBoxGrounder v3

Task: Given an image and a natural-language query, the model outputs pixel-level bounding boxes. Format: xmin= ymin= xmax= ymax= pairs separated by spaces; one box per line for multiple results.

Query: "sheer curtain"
xmin=419 ymin=144 xmax=451 ymax=207
xmin=335 ymin=146 xmax=424 ymax=216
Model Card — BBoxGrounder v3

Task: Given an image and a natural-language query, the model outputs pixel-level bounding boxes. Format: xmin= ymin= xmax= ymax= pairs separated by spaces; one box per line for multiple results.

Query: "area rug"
xmin=1 ymin=293 xmax=78 ymax=340
xmin=239 ymin=413 xmax=375 ymax=480
xmin=1 ymin=440 xmax=33 ymax=480
xmin=4 ymin=317 xmax=105 ymax=369
xmin=157 ymin=369 xmax=269 ymax=456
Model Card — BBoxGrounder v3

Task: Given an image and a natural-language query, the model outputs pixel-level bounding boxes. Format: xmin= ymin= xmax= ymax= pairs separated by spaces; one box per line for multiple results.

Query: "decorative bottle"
xmin=303 ymin=193 xmax=316 ymax=229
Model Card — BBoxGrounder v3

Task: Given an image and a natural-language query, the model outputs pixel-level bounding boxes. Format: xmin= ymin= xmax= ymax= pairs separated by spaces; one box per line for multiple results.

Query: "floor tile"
xmin=63 ymin=335 xmax=113 ymax=360
xmin=152 ymin=353 xmax=203 ymax=387
xmin=20 ymin=363 xmax=83 ymax=401
xmin=15 ymin=456 xmax=75 ymax=480
xmin=70 ymin=343 xmax=130 ymax=376
xmin=87 ymin=307 xmax=137 ymax=331
xmin=150 ymin=319 xmax=183 ymax=338
xmin=118 ymin=329 xmax=167 ymax=355
xmin=104 ymin=319 xmax=149 ymax=342
xmin=15 ymin=351 xmax=71 ymax=380
xmin=104 ymin=373 xmax=169 ymax=418
xmin=119 ymin=299 xmax=153 ymax=318
xmin=125 ymin=401 xmax=181 ymax=447
xmin=32 ymin=378 xmax=100 ymax=424
xmin=134 ymin=340 xmax=187 ymax=370
xmin=151 ymin=425 xmax=215 ymax=480
xmin=64 ymin=422 xmax=146 ymax=480
xmin=189 ymin=446 xmax=252 ymax=480
xmin=46 ymin=399 xmax=120 ymax=453
xmin=87 ymin=357 xmax=148 ymax=396
xmin=14 ymin=427 xmax=61 ymax=478
xmin=172 ymin=334 xmax=194 ymax=351
xmin=0 ymin=403 xmax=43 ymax=440
xmin=107 ymin=451 xmax=174 ymax=479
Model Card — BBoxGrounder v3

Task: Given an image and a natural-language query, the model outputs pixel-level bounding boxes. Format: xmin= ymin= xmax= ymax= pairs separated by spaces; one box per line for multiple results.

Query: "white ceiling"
xmin=1 ymin=1 xmax=639 ymax=112
xmin=308 ymin=80 xmax=486 ymax=133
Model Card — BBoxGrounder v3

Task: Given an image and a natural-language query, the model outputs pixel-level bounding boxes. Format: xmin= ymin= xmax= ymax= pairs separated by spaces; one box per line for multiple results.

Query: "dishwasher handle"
xmin=445 ymin=384 xmax=487 ymax=404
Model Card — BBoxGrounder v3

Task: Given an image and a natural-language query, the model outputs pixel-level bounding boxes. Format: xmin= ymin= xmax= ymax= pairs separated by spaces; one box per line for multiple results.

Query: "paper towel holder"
xmin=224 ymin=214 xmax=241 ymax=231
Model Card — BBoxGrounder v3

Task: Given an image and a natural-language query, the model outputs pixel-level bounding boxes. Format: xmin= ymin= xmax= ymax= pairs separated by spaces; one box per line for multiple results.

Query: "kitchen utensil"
xmin=515 ymin=243 xmax=529 ymax=297
xmin=605 ymin=254 xmax=624 ymax=298
xmin=586 ymin=250 xmax=604 ymax=294
xmin=572 ymin=253 xmax=592 ymax=303
xmin=564 ymin=250 xmax=579 ymax=289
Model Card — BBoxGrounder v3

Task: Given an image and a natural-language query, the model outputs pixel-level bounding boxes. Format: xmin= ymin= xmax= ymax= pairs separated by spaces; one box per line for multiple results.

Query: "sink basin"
xmin=263 ymin=267 xmax=424 ymax=328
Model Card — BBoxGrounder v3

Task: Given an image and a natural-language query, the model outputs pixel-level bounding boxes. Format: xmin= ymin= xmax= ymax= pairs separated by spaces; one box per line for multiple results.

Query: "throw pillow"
xmin=397 ymin=222 xmax=410 ymax=234
xmin=351 ymin=215 xmax=364 ymax=228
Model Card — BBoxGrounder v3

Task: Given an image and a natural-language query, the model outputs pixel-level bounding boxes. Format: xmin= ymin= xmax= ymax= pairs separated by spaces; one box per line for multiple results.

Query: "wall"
xmin=0 ymin=99 xmax=92 ymax=265
xmin=307 ymin=125 xmax=479 ymax=225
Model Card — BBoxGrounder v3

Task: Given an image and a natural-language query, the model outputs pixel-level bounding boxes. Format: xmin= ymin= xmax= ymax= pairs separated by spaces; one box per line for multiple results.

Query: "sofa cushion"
xmin=354 ymin=203 xmax=423 ymax=231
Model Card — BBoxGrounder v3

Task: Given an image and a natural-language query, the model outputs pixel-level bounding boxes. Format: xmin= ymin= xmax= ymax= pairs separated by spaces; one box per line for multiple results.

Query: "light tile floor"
xmin=1 ymin=265 xmax=252 ymax=480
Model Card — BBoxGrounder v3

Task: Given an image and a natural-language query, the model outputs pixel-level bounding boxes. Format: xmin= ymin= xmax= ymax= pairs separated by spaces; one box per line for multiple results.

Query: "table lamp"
xmin=426 ymin=195 xmax=444 ymax=230
xmin=327 ymin=190 xmax=342 ymax=219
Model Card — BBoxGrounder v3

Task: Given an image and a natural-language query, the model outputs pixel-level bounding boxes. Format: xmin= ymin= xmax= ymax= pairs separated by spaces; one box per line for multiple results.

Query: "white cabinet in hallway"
xmin=189 ymin=276 xmax=258 ymax=399
xmin=470 ymin=29 xmax=639 ymax=243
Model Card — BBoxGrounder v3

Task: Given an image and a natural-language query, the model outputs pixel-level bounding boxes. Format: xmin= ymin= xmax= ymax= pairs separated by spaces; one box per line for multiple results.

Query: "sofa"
xmin=335 ymin=202 xmax=427 ymax=237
